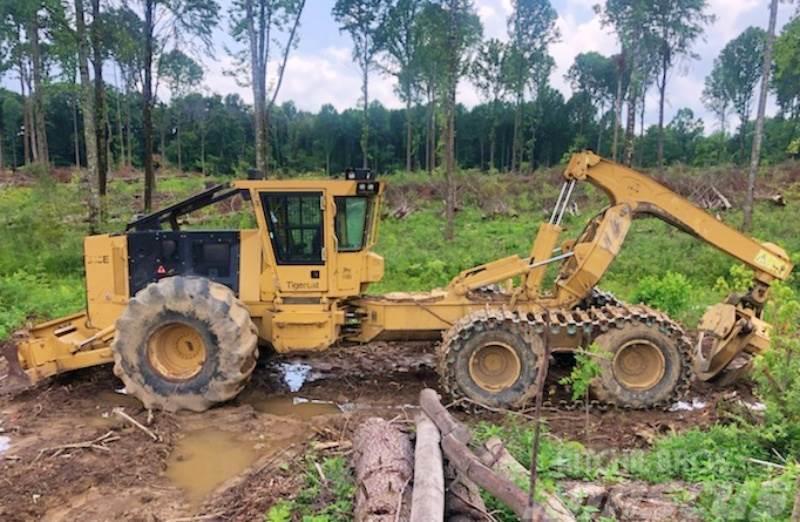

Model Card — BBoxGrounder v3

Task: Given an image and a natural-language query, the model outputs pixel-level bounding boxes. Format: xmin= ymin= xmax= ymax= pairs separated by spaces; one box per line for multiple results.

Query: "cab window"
xmin=262 ymin=192 xmax=324 ymax=265
xmin=335 ymin=197 xmax=371 ymax=251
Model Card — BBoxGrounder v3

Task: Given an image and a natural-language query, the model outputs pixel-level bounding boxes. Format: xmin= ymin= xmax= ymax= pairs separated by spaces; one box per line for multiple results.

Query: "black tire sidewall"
xmin=113 ymin=276 xmax=258 ymax=411
xmin=451 ymin=328 xmax=539 ymax=408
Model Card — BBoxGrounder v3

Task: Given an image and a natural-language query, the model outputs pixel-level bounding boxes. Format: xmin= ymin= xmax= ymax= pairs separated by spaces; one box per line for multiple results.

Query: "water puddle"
xmin=240 ymin=390 xmax=341 ymax=419
xmin=281 ymin=362 xmax=312 ymax=392
xmin=669 ymin=398 xmax=708 ymax=412
xmin=0 ymin=435 xmax=10 ymax=454
xmin=166 ymin=429 xmax=263 ymax=504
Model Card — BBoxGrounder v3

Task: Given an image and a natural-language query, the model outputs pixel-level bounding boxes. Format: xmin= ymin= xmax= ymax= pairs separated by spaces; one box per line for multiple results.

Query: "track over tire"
xmin=438 ymin=310 xmax=544 ymax=408
xmin=590 ymin=320 xmax=689 ymax=409
xmin=112 ymin=276 xmax=259 ymax=412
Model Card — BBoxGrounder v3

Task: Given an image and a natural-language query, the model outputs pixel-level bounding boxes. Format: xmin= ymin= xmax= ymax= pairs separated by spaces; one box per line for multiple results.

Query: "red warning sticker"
xmin=157 ymin=265 xmax=167 ymax=275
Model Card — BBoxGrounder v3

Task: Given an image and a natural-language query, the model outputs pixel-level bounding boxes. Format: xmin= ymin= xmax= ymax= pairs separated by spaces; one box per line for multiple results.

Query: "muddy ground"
xmin=0 ymin=343 xmax=730 ymax=521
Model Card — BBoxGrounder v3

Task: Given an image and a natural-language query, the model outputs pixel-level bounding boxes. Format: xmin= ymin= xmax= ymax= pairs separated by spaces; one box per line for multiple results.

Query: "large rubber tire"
xmin=439 ymin=310 xmax=543 ymax=408
xmin=112 ymin=276 xmax=258 ymax=412
xmin=590 ymin=321 xmax=687 ymax=408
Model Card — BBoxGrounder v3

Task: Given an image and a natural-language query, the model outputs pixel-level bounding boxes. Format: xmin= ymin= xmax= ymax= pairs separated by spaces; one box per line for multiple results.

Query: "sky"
xmin=2 ymin=0 xmax=795 ymax=132
xmin=200 ymin=0 xmax=796 ymax=133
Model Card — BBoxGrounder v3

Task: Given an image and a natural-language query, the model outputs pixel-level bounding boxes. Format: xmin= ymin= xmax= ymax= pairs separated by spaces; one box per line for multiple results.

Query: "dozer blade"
xmin=0 ymin=312 xmax=115 ymax=393
xmin=0 ymin=341 xmax=33 ymax=394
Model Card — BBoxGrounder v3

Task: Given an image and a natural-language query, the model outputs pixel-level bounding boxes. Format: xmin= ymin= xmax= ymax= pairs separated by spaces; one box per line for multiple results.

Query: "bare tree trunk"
xmin=75 ymin=0 xmax=100 ymax=232
xmin=596 ymin=100 xmax=604 ymax=154
xmin=361 ymin=45 xmax=369 ymax=169
xmin=445 ymin=86 xmax=456 ymax=241
xmin=512 ymin=94 xmax=522 ymax=173
xmin=263 ymin=0 xmax=304 ymax=177
xmin=624 ymin=93 xmax=636 ymax=167
xmin=200 ymin=123 xmax=206 ymax=175
xmin=73 ymin=90 xmax=81 ymax=167
xmin=125 ymin=82 xmax=133 ymax=167
xmin=248 ymin=0 xmax=270 ymax=178
xmin=744 ymin=0 xmax=779 ymax=232
xmin=115 ymin=66 xmax=125 ymax=168
xmin=405 ymin=96 xmax=413 ymax=172
xmin=159 ymin=110 xmax=166 ymax=162
xmin=739 ymin=116 xmax=747 ymax=162
xmin=143 ymin=0 xmax=156 ymax=211
xmin=27 ymin=77 xmax=38 ymax=163
xmin=176 ymin=110 xmax=182 ymax=172
xmin=428 ymin=98 xmax=433 ymax=173
xmin=18 ymin=64 xmax=30 ymax=165
xmin=657 ymin=41 xmax=668 ymax=170
xmin=490 ymin=98 xmax=498 ymax=171
xmin=426 ymin=85 xmax=436 ymax=174
xmin=91 ymin=0 xmax=107 ymax=195
xmin=637 ymin=88 xmax=647 ymax=167
xmin=612 ymin=56 xmax=624 ymax=162
xmin=29 ymin=16 xmax=49 ymax=165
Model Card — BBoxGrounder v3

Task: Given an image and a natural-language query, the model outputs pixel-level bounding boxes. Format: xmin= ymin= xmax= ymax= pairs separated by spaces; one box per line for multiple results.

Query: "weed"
xmin=560 ymin=343 xmax=609 ymax=402
xmin=264 ymin=455 xmax=355 ymax=522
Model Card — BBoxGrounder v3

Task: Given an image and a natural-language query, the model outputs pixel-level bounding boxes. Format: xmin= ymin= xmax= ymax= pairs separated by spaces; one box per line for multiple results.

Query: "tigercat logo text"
xmin=286 ymin=281 xmax=321 ymax=290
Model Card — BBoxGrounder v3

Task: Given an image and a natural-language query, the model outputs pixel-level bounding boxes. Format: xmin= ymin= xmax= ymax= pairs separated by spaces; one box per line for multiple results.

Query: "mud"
xmin=0 ymin=342 xmax=726 ymax=520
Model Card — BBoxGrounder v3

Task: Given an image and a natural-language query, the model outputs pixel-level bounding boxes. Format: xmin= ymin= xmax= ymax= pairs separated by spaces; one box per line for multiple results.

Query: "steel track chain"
xmin=438 ymin=301 xmax=693 ymax=412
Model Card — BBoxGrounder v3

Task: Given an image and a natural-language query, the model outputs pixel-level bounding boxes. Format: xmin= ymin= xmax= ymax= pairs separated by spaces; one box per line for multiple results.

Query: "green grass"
xmin=265 ymin=455 xmax=355 ymax=522
xmin=474 ymin=417 xmax=800 ymax=521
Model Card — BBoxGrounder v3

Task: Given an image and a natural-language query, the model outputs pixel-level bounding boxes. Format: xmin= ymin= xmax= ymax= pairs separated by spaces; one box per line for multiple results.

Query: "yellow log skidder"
xmin=2 ymin=152 xmax=793 ymax=411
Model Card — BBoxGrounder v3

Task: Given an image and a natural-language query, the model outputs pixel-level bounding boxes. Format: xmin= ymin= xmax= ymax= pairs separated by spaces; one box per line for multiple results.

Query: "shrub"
xmin=753 ymin=279 xmax=800 ymax=453
xmin=714 ymin=263 xmax=755 ymax=295
xmin=631 ymin=271 xmax=693 ymax=317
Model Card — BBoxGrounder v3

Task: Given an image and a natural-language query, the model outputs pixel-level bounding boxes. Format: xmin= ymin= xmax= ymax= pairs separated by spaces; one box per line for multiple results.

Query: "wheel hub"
xmin=612 ymin=340 xmax=665 ymax=391
xmin=147 ymin=322 xmax=207 ymax=381
xmin=469 ymin=342 xmax=522 ymax=392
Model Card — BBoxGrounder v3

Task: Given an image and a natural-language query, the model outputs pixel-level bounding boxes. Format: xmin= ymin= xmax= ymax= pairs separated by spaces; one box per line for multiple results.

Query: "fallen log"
xmin=418 ymin=388 xmax=471 ymax=444
xmin=419 ymin=389 xmax=550 ymax=521
xmin=410 ymin=413 xmax=444 ymax=522
xmin=352 ymin=417 xmax=414 ymax=522
xmin=444 ymin=461 xmax=489 ymax=521
xmin=482 ymin=437 xmax=575 ymax=522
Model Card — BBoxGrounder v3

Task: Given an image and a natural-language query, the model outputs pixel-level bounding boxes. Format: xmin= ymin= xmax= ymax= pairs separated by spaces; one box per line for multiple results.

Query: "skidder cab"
xmin=5 ymin=175 xmax=384 ymax=411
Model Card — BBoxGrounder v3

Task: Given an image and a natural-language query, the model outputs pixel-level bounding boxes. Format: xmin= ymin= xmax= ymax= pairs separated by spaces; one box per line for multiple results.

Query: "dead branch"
xmin=34 ymin=431 xmax=120 ymax=462
xmin=482 ymin=438 xmax=574 ymax=522
xmin=419 ymin=389 xmax=549 ymax=520
xmin=113 ymin=407 xmax=159 ymax=441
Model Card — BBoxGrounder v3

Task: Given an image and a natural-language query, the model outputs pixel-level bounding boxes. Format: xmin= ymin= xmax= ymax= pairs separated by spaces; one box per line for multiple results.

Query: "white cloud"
xmin=549 ymin=12 xmax=617 ymax=95
xmin=475 ymin=0 xmax=510 ymax=39
xmin=200 ymin=45 xmax=401 ymax=112
xmin=185 ymin=0 xmax=795 ymax=130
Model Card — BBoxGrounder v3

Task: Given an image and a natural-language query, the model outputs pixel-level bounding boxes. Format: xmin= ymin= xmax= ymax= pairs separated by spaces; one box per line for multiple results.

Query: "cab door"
xmin=259 ymin=191 xmax=328 ymax=294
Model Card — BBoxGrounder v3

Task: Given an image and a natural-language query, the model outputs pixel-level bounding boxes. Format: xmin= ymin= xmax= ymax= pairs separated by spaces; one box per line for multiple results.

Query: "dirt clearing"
xmin=0 ymin=343 xmax=724 ymax=521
